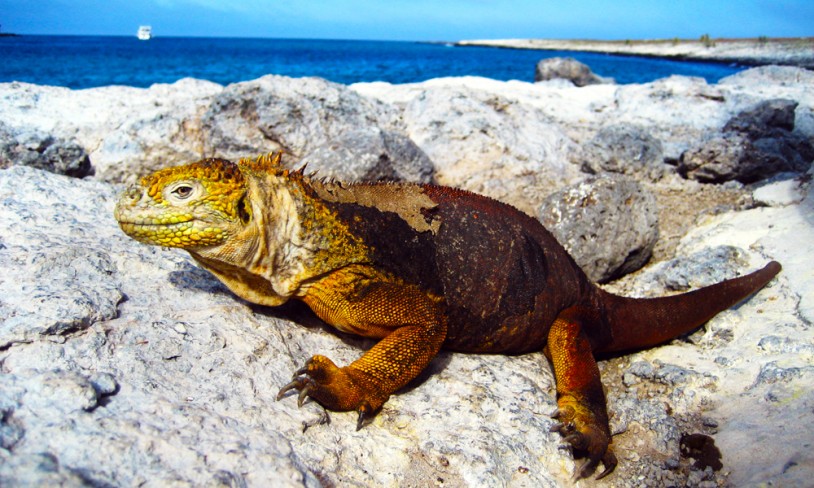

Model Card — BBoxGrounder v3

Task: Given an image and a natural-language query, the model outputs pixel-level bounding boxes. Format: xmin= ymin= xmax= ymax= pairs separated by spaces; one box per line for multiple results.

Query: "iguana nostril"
xmin=123 ymin=186 xmax=142 ymax=204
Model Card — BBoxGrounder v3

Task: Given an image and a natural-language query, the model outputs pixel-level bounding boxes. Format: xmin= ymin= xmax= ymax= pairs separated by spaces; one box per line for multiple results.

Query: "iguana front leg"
xmin=545 ymin=306 xmax=617 ymax=480
xmin=277 ymin=266 xmax=447 ymax=428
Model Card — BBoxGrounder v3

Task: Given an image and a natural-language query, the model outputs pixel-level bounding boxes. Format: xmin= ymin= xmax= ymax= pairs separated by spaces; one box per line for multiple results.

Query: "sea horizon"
xmin=4 ymin=31 xmax=809 ymax=41
xmin=0 ymin=34 xmax=746 ymax=90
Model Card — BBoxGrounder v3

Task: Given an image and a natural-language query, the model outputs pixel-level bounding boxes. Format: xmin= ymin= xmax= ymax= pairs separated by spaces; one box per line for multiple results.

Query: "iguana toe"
xmin=356 ymin=406 xmax=374 ymax=431
xmin=275 ymin=377 xmax=306 ymax=402
xmin=595 ymin=449 xmax=618 ymax=480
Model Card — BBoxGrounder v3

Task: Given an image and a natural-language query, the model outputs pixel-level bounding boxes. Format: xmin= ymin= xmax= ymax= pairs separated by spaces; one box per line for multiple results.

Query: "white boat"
xmin=137 ymin=26 xmax=152 ymax=41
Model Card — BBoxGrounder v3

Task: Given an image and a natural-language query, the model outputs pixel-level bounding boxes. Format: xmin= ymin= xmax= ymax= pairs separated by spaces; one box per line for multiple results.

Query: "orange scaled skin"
xmin=114 ymin=153 xmax=781 ymax=480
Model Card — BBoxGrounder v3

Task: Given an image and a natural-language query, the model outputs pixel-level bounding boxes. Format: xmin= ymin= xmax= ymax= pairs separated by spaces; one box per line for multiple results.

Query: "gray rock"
xmin=625 ymin=360 xmax=708 ymax=387
xmin=201 ymin=76 xmax=405 ymax=172
xmin=652 ymin=245 xmax=749 ymax=292
xmin=534 ymin=57 xmax=612 ymax=86
xmin=375 ymin=82 xmax=581 ymax=213
xmin=196 ymin=74 xmax=437 ymax=184
xmin=0 ymin=169 xmax=123 ymax=348
xmin=678 ymin=135 xmax=813 ymax=184
xmin=579 ymin=124 xmax=666 ymax=180
xmin=678 ymin=133 xmax=767 ymax=183
xmin=757 ymin=336 xmax=814 ymax=355
xmin=604 ymin=75 xmax=735 ymax=162
xmin=0 ymin=452 xmax=99 ymax=487
xmin=792 ymin=105 xmax=814 ymax=140
xmin=0 ymin=122 xmax=92 ymax=177
xmin=538 ymin=174 xmax=659 ymax=282
xmin=2 ymin=247 xmax=122 ymax=344
xmin=301 ymin=127 xmax=435 ymax=183
xmin=751 ymin=361 xmax=814 ymax=389
xmin=0 ymin=79 xmax=224 ymax=184
xmin=0 ymin=77 xmax=433 ymax=185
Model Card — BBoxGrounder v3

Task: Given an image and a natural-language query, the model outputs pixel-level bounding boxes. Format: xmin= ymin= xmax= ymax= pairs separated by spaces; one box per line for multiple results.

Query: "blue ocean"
xmin=0 ymin=35 xmax=744 ymax=89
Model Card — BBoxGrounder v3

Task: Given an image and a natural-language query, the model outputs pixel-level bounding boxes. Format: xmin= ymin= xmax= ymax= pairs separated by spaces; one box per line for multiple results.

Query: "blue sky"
xmin=1 ymin=0 xmax=812 ymax=40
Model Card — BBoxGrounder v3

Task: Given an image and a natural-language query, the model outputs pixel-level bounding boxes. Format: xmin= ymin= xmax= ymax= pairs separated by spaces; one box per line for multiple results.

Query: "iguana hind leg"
xmin=277 ymin=267 xmax=447 ymax=428
xmin=545 ymin=307 xmax=618 ymax=480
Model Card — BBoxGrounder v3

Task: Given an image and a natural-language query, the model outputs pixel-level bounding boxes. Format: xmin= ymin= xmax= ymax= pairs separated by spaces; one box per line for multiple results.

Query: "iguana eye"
xmin=172 ymin=185 xmax=194 ymax=199
xmin=165 ymin=181 xmax=202 ymax=203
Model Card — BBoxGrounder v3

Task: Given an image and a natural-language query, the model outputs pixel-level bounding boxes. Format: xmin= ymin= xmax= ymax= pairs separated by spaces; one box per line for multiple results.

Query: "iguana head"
xmin=115 ymin=153 xmax=346 ymax=306
xmin=116 ymin=152 xmax=370 ymax=306
xmin=114 ymin=157 xmax=254 ymax=250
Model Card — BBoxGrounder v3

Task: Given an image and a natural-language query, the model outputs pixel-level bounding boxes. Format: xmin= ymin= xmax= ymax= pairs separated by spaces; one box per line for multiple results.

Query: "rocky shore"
xmin=1 ymin=64 xmax=813 ymax=486
xmin=457 ymin=37 xmax=814 ymax=69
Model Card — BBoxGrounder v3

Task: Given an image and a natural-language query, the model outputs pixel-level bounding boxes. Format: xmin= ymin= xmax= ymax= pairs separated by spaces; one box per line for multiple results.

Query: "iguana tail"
xmin=598 ymin=261 xmax=781 ymax=353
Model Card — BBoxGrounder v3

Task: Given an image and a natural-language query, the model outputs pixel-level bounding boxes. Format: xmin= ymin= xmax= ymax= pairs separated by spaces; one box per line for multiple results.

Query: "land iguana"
xmin=114 ymin=153 xmax=781 ymax=480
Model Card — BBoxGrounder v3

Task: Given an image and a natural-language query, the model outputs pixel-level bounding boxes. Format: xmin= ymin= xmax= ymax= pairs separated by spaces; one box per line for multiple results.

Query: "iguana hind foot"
xmin=551 ymin=401 xmax=617 ymax=479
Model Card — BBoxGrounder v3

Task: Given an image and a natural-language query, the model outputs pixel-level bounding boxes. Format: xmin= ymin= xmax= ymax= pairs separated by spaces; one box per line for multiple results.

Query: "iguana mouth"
xmin=117 ymin=219 xmax=195 ymax=237
xmin=114 ymin=213 xmax=194 ymax=227
xmin=118 ymin=219 xmax=192 ymax=227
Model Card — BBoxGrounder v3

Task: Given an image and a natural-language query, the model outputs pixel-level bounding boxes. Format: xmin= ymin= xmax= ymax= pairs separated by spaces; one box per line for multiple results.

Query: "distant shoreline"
xmin=455 ymin=37 xmax=814 ymax=69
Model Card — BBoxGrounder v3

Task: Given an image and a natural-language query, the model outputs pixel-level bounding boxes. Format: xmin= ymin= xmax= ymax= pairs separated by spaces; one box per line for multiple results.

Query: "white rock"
xmin=752 ymin=177 xmax=807 ymax=206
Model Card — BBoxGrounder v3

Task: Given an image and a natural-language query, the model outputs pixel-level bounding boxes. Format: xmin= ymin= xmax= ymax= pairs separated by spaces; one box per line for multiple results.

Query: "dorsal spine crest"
xmin=238 ymin=152 xmax=285 ymax=175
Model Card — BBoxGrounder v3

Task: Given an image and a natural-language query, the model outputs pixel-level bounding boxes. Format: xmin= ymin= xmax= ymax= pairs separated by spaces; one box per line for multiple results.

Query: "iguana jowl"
xmin=114 ymin=153 xmax=781 ymax=479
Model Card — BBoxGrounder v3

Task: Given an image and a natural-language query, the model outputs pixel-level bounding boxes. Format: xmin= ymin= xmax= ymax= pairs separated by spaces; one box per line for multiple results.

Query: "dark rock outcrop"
xmin=0 ymin=122 xmax=92 ymax=177
xmin=678 ymin=99 xmax=814 ymax=183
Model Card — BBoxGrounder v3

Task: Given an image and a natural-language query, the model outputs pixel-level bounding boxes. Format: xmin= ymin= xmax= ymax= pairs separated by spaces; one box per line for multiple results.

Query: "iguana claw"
xmin=595 ymin=450 xmax=618 ymax=480
xmin=276 ymin=365 xmax=318 ymax=405
xmin=275 ymin=378 xmax=305 ymax=402
xmin=297 ymin=385 xmax=312 ymax=407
